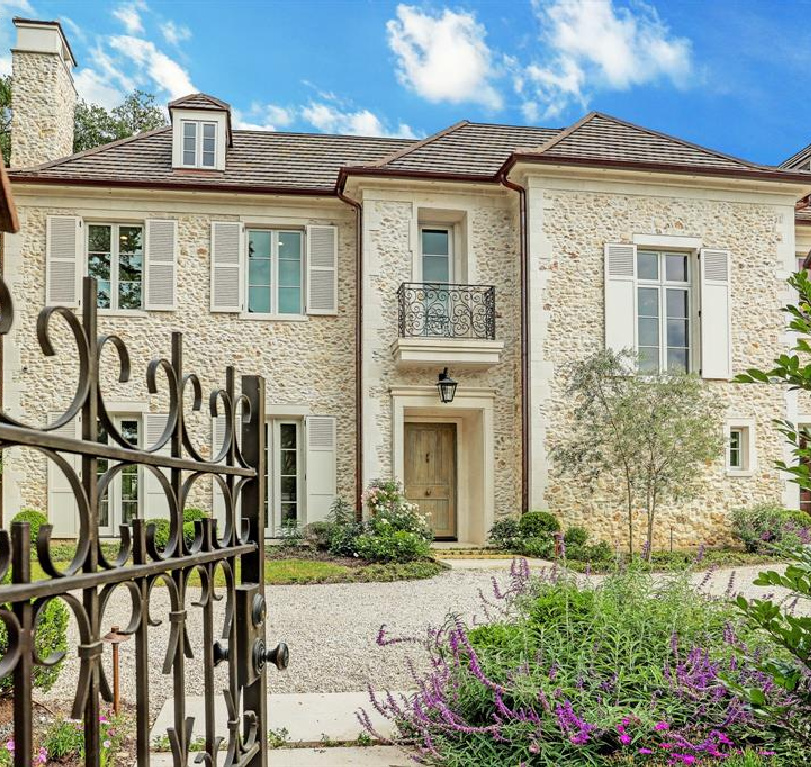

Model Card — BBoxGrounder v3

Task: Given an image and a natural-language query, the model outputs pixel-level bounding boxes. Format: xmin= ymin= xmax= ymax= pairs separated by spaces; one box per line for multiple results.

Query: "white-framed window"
xmin=246 ymin=229 xmax=304 ymax=315
xmin=636 ymin=250 xmax=692 ymax=374
xmin=98 ymin=415 xmax=141 ymax=534
xmin=265 ymin=420 xmax=303 ymax=531
xmin=726 ymin=419 xmax=756 ymax=475
xmin=87 ymin=223 xmax=144 ymax=311
xmin=420 ymin=226 xmax=453 ymax=284
xmin=181 ymin=120 xmax=217 ymax=168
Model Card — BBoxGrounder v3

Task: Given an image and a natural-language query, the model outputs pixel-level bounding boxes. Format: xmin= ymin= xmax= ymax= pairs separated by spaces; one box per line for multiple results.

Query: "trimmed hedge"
xmin=11 ymin=508 xmax=48 ymax=544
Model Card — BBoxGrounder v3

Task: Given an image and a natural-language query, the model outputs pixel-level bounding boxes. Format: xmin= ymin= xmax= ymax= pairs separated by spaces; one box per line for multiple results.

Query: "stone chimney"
xmin=10 ymin=18 xmax=77 ymax=168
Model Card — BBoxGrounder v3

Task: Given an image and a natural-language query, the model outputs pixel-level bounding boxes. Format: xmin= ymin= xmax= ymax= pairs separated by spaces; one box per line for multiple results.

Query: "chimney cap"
xmin=12 ymin=17 xmax=77 ymax=67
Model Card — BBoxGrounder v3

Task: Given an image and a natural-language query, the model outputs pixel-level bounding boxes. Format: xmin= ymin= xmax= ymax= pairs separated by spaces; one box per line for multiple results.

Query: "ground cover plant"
xmin=365 ymin=560 xmax=805 ymax=766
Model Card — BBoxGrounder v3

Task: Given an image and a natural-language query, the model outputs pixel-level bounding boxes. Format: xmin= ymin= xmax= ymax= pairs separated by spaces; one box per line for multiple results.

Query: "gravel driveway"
xmin=44 ymin=562 xmax=804 ymax=723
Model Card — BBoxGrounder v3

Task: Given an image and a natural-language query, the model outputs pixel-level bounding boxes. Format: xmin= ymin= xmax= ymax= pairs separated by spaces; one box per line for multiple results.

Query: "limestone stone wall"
xmin=11 ymin=51 xmax=76 ymax=168
xmin=534 ymin=184 xmax=793 ymax=549
xmin=361 ymin=188 xmax=523 ymax=518
xmin=2 ymin=192 xmax=357 ymax=526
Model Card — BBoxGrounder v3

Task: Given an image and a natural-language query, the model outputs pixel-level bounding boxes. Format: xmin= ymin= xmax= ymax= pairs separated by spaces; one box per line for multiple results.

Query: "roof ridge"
xmin=10 ymin=125 xmax=171 ymax=173
xmin=231 ymin=128 xmax=415 ymax=142
xmin=780 ymin=141 xmax=811 ymax=169
xmin=368 ymin=120 xmax=470 ymax=168
xmin=529 ymin=112 xmax=600 ymax=154
xmin=169 ymin=92 xmax=231 ymax=110
xmin=579 ymin=111 xmax=766 ymax=170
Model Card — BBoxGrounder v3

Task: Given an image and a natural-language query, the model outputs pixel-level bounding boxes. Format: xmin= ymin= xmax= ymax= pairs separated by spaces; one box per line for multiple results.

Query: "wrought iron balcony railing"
xmin=396 ymin=282 xmax=496 ymax=340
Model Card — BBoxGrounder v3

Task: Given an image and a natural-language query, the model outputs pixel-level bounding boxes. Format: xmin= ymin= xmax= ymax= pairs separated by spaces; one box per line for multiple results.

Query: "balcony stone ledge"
xmin=391 ymin=337 xmax=505 ymax=368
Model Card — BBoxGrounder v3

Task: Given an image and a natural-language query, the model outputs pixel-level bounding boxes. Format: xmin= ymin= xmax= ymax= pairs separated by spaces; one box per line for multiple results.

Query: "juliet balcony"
xmin=392 ymin=282 xmax=505 ymax=368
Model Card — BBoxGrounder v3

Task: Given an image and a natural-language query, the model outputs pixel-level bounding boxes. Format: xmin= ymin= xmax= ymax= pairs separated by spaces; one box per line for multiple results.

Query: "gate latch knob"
xmin=252 ymin=639 xmax=290 ymax=674
xmin=213 ymin=641 xmax=229 ymax=666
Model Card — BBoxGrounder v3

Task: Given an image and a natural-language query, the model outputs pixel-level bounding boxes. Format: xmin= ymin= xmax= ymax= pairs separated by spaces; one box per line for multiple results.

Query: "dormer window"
xmin=182 ymin=121 xmax=217 ymax=168
xmin=169 ymin=93 xmax=232 ymax=172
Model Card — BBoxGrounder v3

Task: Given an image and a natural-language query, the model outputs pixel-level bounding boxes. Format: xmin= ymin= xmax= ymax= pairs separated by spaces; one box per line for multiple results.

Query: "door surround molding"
xmin=390 ymin=385 xmax=495 ymax=545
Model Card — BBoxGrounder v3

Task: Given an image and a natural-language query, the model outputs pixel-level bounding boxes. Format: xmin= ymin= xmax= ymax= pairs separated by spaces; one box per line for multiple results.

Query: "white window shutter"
xmin=46 ymin=412 xmax=80 ymax=537
xmin=211 ymin=416 xmax=236 ymax=529
xmin=306 ymin=225 xmax=338 ymax=315
xmin=210 ymin=221 xmax=243 ymax=312
xmin=143 ymin=413 xmax=171 ymax=519
xmin=46 ymin=215 xmax=82 ymax=307
xmin=305 ymin=416 xmax=336 ymax=523
xmin=700 ymin=248 xmax=732 ymax=379
xmin=604 ymin=243 xmax=637 ymax=355
xmin=144 ymin=219 xmax=178 ymax=310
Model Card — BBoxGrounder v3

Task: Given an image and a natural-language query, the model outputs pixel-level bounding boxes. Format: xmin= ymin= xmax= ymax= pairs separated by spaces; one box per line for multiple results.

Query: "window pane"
xmin=280 ymin=448 xmax=297 ymax=475
xmin=421 ymin=229 xmax=450 ymax=256
xmin=665 ymin=254 xmax=688 ymax=282
xmin=202 ymin=151 xmax=215 ymax=168
xmin=249 ymin=230 xmax=272 ymax=258
xmin=423 ymin=255 xmax=450 ymax=283
xmin=118 ymin=253 xmax=143 ymax=310
xmin=667 ymin=319 xmax=689 ymax=348
xmin=249 ymin=256 xmax=271 ymax=286
xmin=638 ymin=317 xmax=659 ymax=347
xmin=278 ymin=287 xmax=301 ymax=314
xmin=637 ymin=251 xmax=659 ymax=280
xmin=667 ymin=348 xmax=688 ymax=373
xmin=278 ymin=232 xmax=301 ymax=260
xmin=98 ymin=425 xmax=109 ymax=527
xmin=666 ymin=289 xmax=689 ymax=318
xmin=88 ymin=224 xmax=111 ymax=252
xmin=248 ymin=286 xmax=271 ymax=314
xmin=183 ymin=122 xmax=197 ymax=139
xmin=279 ymin=423 xmax=296 ymax=449
xmin=279 ymin=258 xmax=301 ymax=287
xmin=638 ymin=347 xmax=659 ymax=374
xmin=637 ymin=287 xmax=659 ymax=317
xmin=281 ymin=503 xmax=297 ymax=522
xmin=88 ymin=252 xmax=111 ymax=310
xmin=203 ymin=123 xmax=216 ymax=139
xmin=280 ymin=475 xmax=297 ymax=500
xmin=182 ymin=150 xmax=196 ymax=166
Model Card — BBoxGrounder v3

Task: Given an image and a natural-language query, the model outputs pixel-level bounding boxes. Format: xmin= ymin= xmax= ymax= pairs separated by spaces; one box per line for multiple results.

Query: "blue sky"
xmin=2 ymin=0 xmax=810 ymax=166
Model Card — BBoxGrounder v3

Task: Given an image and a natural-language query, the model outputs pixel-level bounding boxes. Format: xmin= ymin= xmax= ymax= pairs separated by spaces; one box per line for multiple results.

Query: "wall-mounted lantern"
xmin=436 ymin=367 xmax=458 ymax=404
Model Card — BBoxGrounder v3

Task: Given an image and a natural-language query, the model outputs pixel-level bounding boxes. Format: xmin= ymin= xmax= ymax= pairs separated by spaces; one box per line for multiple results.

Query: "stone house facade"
xmin=4 ymin=18 xmax=811 ymax=547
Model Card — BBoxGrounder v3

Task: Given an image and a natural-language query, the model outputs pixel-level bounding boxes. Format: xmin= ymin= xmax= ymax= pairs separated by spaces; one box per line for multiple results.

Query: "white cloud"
xmin=112 ymin=2 xmax=145 ymax=35
xmin=302 ymin=102 xmax=416 ymax=139
xmin=233 ymin=103 xmax=296 ymax=131
xmin=74 ymin=68 xmax=128 ymax=108
xmin=523 ymin=0 xmax=692 ymax=119
xmin=161 ymin=21 xmax=191 ymax=46
xmin=386 ymin=4 xmax=502 ymax=109
xmin=108 ymin=35 xmax=195 ymax=99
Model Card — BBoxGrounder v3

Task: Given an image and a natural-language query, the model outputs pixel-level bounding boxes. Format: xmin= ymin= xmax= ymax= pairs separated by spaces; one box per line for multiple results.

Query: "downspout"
xmin=498 ymin=170 xmax=530 ymax=514
xmin=337 ymin=184 xmax=364 ymax=519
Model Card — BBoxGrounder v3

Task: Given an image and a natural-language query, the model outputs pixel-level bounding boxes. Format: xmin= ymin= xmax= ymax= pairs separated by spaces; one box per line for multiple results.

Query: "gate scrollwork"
xmin=0 ymin=276 xmax=284 ymax=767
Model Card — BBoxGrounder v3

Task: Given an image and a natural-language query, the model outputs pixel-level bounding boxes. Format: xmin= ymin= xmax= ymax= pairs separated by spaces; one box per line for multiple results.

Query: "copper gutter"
xmin=497 ymin=170 xmax=530 ymax=514
xmin=337 ymin=186 xmax=364 ymax=518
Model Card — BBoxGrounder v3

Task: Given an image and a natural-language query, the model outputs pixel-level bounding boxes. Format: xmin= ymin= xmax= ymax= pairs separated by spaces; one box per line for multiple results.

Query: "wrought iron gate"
xmin=0 ymin=276 xmax=286 ymax=766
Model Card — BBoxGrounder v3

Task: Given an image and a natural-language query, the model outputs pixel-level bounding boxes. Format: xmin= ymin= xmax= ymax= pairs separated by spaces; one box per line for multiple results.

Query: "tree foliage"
xmin=552 ymin=349 xmax=724 ymax=558
xmin=734 ymin=268 xmax=811 ymax=744
xmin=0 ymin=82 xmax=166 ymax=165
xmin=73 ymin=89 xmax=166 ymax=153
xmin=0 ymin=75 xmax=10 ymax=167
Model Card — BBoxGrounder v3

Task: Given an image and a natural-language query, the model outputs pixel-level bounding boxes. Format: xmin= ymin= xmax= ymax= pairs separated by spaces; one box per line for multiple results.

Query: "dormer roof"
xmin=169 ymin=92 xmax=233 ymax=147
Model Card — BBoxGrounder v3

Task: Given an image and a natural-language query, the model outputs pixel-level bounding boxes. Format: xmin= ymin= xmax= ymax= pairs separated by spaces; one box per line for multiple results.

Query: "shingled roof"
xmin=9 ymin=128 xmax=414 ymax=193
xmin=169 ymin=93 xmax=231 ymax=112
xmin=9 ymin=107 xmax=810 ymax=194
xmin=781 ymin=141 xmax=811 ymax=172
xmin=501 ymin=112 xmax=805 ymax=181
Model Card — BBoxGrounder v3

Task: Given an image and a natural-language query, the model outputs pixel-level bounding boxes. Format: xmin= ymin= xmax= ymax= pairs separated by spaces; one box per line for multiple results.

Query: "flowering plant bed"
xmin=363 ymin=560 xmax=806 ymax=766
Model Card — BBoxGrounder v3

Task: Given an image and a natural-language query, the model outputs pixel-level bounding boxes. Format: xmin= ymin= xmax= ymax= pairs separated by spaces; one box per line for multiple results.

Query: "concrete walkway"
xmin=149 ymin=746 xmax=412 ymax=766
xmin=152 ymin=692 xmax=398 ymax=746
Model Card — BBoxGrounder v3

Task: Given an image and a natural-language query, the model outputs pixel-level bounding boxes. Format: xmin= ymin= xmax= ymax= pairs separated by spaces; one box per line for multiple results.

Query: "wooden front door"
xmin=404 ymin=422 xmax=457 ymax=539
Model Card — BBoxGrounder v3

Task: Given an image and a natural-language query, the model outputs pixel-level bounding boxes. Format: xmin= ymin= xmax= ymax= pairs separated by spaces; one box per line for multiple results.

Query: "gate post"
xmin=241 ymin=373 xmax=268 ymax=767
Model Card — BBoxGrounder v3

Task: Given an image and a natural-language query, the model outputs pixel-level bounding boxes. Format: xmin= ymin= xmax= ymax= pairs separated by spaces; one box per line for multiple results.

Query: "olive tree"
xmin=552 ymin=349 xmax=724 ymax=558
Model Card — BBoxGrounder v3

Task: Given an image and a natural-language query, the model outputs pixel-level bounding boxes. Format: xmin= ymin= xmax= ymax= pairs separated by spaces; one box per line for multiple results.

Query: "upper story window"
xmin=87 ymin=223 xmax=144 ymax=311
xmin=181 ymin=121 xmax=217 ymax=168
xmin=636 ymin=250 xmax=691 ymax=374
xmin=421 ymin=227 xmax=453 ymax=283
xmin=247 ymin=229 xmax=304 ymax=315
